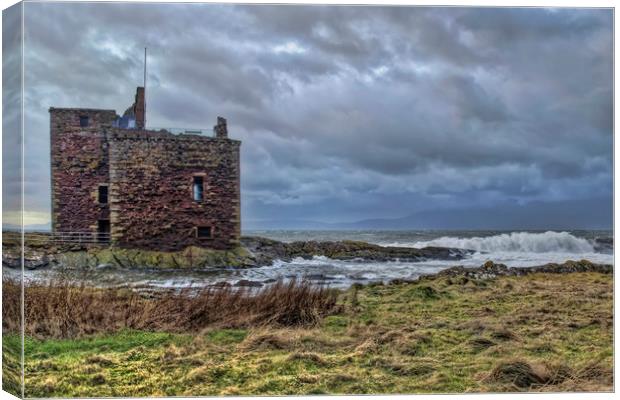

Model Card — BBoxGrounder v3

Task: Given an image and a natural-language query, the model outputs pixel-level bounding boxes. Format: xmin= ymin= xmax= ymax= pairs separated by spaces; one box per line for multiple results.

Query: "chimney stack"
xmin=134 ymin=87 xmax=145 ymax=129
xmin=214 ymin=116 xmax=228 ymax=138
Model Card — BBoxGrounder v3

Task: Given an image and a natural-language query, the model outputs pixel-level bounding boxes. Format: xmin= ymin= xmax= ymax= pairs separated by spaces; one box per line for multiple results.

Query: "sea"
xmin=11 ymin=229 xmax=614 ymax=290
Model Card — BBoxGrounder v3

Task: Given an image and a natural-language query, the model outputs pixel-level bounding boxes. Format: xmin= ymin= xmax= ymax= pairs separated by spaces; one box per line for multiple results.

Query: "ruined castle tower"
xmin=50 ymin=87 xmax=241 ymax=251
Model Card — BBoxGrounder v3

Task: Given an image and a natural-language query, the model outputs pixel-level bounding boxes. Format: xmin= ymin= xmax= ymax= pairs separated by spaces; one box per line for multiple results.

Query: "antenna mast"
xmin=143 ymin=47 xmax=147 ymax=128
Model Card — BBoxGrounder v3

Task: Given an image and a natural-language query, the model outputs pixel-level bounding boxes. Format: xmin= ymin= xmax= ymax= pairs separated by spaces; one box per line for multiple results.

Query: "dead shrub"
xmin=3 ymin=277 xmax=339 ymax=339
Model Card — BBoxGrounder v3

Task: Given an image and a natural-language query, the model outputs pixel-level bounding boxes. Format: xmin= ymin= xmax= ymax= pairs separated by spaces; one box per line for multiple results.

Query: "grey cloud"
xmin=7 ymin=3 xmax=612 ymax=227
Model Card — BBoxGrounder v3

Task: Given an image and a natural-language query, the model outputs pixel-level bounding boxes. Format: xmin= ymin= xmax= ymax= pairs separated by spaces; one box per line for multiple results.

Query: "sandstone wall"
xmin=50 ymin=108 xmax=116 ymax=234
xmin=108 ymin=129 xmax=241 ymax=251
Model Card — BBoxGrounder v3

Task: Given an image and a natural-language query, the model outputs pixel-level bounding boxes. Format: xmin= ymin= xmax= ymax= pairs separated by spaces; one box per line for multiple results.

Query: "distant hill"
xmin=3 ymin=223 xmax=51 ymax=232
xmin=245 ymin=197 xmax=612 ymax=231
xmin=14 ymin=197 xmax=612 ymax=232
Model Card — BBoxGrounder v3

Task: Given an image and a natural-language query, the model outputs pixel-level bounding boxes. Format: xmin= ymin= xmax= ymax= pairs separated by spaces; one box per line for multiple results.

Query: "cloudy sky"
xmin=3 ymin=3 xmax=613 ymax=229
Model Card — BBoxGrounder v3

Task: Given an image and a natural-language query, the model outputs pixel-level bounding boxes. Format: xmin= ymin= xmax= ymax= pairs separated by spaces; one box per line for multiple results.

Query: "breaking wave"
xmin=410 ymin=231 xmax=596 ymax=253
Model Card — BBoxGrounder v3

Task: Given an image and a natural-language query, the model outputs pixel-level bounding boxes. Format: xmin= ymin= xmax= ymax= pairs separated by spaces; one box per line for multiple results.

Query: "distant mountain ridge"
xmin=244 ymin=197 xmax=612 ymax=231
xmin=9 ymin=198 xmax=612 ymax=232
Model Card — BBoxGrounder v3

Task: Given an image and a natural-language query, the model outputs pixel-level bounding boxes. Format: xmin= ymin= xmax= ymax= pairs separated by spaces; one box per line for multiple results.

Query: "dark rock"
xmin=305 ymin=274 xmax=336 ymax=281
xmin=240 ymin=236 xmax=474 ymax=266
xmin=388 ymin=278 xmax=412 ymax=285
xmin=593 ymin=237 xmax=613 ymax=253
xmin=234 ymin=279 xmax=264 ymax=287
xmin=432 ymin=260 xmax=612 ymax=281
xmin=2 ymin=257 xmax=21 ymax=269
xmin=24 ymin=255 xmax=51 ymax=270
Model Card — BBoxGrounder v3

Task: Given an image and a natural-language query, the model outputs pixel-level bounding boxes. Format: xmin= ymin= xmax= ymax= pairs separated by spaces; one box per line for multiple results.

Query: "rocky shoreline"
xmin=2 ymin=233 xmax=613 ymax=292
xmin=240 ymin=236 xmax=473 ymax=265
xmin=194 ymin=259 xmax=614 ymax=291
xmin=3 ymin=234 xmax=474 ymax=270
xmin=390 ymin=259 xmax=613 ymax=286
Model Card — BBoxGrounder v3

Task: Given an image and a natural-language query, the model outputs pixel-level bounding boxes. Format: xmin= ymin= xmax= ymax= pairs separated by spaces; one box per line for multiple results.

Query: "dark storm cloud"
xmin=10 ymin=3 xmax=613 ymax=227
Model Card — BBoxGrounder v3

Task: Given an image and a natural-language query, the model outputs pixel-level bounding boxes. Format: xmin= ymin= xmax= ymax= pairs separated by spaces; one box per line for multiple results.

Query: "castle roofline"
xmin=49 ymin=107 xmax=117 ymax=113
xmin=108 ymin=127 xmax=241 ymax=144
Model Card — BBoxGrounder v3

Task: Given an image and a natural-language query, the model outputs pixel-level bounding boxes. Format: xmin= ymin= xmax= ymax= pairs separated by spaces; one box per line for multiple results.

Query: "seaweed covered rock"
xmin=240 ymin=236 xmax=473 ymax=264
xmin=432 ymin=260 xmax=612 ymax=281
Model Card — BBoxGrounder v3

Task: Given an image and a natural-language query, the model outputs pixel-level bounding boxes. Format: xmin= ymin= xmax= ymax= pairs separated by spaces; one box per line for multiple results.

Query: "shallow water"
xmin=6 ymin=230 xmax=613 ymax=290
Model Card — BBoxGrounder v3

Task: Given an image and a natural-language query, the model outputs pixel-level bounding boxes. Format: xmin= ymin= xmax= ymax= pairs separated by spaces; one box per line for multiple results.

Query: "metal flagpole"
xmin=144 ymin=47 xmax=147 ymax=128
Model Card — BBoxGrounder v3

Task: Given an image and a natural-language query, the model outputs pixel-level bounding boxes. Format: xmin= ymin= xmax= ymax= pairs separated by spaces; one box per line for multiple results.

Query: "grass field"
xmin=4 ymin=270 xmax=612 ymax=397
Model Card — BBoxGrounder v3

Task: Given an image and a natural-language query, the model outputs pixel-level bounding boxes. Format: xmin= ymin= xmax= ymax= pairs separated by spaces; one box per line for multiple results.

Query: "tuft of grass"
xmin=404 ymin=285 xmax=440 ymax=300
xmin=469 ymin=337 xmax=497 ymax=352
xmin=490 ymin=329 xmax=520 ymax=342
xmin=286 ymin=352 xmax=328 ymax=366
xmin=487 ymin=360 xmax=548 ymax=388
xmin=239 ymin=331 xmax=292 ymax=352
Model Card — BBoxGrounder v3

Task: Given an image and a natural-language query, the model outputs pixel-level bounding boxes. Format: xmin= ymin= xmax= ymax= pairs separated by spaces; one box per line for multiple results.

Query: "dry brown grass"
xmin=239 ymin=330 xmax=294 ymax=351
xmin=2 ymin=278 xmax=339 ymax=339
xmin=11 ymin=271 xmax=612 ymax=396
xmin=487 ymin=359 xmax=550 ymax=388
xmin=2 ymin=279 xmax=21 ymax=334
xmin=485 ymin=358 xmax=613 ymax=391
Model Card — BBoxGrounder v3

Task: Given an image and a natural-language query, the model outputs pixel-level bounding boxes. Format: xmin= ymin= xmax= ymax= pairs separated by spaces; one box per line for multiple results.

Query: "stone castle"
xmin=50 ymin=87 xmax=241 ymax=251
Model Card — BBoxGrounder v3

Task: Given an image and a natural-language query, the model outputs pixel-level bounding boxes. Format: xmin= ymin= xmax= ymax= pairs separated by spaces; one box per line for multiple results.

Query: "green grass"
xmin=2 ymin=332 xmax=22 ymax=397
xmin=24 ymin=330 xmax=191 ymax=360
xmin=12 ymin=271 xmax=613 ymax=397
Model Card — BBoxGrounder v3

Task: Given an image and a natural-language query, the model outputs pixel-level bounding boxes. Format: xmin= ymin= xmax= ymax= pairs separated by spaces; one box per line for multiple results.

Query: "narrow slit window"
xmin=193 ymin=176 xmax=204 ymax=201
xmin=79 ymin=116 xmax=89 ymax=127
xmin=196 ymin=226 xmax=213 ymax=238
xmin=98 ymin=185 xmax=108 ymax=204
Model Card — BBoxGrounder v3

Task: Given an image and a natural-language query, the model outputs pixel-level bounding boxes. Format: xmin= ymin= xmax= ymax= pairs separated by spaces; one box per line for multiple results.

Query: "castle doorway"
xmin=97 ymin=219 xmax=110 ymax=243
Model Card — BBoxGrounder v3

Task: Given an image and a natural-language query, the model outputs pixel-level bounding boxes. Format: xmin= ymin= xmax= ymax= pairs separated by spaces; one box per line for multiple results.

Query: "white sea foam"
xmin=7 ymin=230 xmax=612 ymax=290
xmin=401 ymin=231 xmax=596 ymax=253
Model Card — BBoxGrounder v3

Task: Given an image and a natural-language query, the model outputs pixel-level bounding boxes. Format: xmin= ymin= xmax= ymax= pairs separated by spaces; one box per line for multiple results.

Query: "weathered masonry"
xmin=50 ymin=87 xmax=241 ymax=251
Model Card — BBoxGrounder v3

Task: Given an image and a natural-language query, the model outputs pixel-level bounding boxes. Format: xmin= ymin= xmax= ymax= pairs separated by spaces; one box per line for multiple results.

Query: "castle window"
xmin=196 ymin=226 xmax=213 ymax=238
xmin=193 ymin=176 xmax=204 ymax=201
xmin=79 ymin=116 xmax=89 ymax=127
xmin=98 ymin=185 xmax=108 ymax=204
